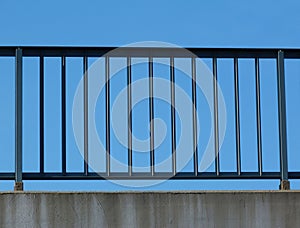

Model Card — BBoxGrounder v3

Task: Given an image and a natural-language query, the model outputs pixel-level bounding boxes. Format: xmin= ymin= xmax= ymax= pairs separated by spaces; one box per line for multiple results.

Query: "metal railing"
xmin=1 ymin=46 xmax=300 ymax=191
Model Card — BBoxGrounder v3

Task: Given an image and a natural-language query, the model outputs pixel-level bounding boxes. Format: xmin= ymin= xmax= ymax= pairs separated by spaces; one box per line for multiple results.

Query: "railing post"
xmin=14 ymin=48 xmax=23 ymax=191
xmin=277 ymin=50 xmax=290 ymax=190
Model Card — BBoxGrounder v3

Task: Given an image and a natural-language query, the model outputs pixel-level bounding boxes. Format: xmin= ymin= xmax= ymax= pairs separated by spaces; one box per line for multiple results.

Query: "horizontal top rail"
xmin=0 ymin=46 xmax=300 ymax=58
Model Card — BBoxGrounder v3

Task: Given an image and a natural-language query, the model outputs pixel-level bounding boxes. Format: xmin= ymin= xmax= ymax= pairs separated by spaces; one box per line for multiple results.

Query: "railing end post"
xmin=277 ymin=50 xmax=289 ymax=189
xmin=15 ymin=48 xmax=23 ymax=190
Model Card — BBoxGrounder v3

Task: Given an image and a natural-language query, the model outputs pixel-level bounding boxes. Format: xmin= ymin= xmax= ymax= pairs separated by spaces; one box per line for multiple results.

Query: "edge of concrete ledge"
xmin=0 ymin=190 xmax=299 ymax=194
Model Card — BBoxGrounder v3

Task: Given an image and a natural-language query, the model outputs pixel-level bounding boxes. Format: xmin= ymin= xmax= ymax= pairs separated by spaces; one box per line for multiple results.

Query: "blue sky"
xmin=1 ymin=0 xmax=299 ymax=47
xmin=0 ymin=0 xmax=300 ymax=191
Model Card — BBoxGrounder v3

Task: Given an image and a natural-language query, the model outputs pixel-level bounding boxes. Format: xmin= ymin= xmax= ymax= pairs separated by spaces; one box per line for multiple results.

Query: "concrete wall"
xmin=0 ymin=191 xmax=299 ymax=228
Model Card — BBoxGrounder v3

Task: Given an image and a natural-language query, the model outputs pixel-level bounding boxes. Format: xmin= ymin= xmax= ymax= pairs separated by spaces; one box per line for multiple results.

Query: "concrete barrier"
xmin=0 ymin=191 xmax=299 ymax=228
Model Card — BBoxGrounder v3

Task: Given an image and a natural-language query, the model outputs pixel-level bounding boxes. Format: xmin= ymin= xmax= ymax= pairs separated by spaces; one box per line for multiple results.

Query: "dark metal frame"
xmin=0 ymin=46 xmax=298 ymax=190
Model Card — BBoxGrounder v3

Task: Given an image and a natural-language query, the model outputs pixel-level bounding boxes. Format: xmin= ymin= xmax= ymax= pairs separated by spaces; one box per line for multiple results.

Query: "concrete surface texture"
xmin=0 ymin=191 xmax=299 ymax=228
